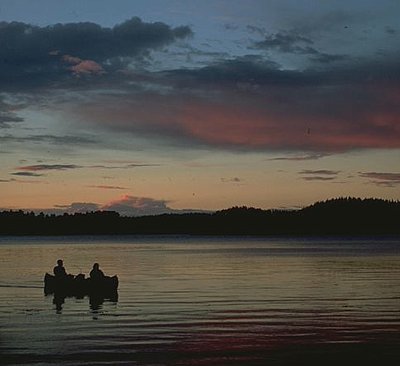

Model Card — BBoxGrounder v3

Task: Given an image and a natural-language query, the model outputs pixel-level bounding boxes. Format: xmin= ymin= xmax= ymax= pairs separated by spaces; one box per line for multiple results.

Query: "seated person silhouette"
xmin=90 ymin=263 xmax=105 ymax=281
xmin=53 ymin=259 xmax=67 ymax=278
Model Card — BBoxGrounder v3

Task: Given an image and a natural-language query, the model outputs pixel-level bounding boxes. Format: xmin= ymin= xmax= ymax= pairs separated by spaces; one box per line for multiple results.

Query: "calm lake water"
xmin=1 ymin=236 xmax=399 ymax=365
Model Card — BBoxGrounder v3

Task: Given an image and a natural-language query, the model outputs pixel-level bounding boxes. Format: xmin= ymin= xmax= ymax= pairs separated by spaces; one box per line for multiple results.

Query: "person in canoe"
xmin=53 ymin=259 xmax=67 ymax=278
xmin=90 ymin=263 xmax=105 ymax=281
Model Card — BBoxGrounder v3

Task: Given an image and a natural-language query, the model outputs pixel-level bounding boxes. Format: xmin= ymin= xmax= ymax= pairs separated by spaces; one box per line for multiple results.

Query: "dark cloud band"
xmin=0 ymin=17 xmax=192 ymax=88
xmin=17 ymin=164 xmax=81 ymax=171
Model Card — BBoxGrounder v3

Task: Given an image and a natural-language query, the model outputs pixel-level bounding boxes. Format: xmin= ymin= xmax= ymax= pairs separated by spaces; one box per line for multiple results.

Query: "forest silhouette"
xmin=0 ymin=198 xmax=399 ymax=236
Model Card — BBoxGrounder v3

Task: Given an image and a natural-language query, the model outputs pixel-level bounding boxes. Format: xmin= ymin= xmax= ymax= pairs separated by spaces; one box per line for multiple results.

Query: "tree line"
xmin=0 ymin=197 xmax=399 ymax=236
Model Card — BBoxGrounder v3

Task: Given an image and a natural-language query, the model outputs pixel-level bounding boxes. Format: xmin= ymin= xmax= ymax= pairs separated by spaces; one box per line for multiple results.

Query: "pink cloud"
xmin=101 ymin=195 xmax=172 ymax=216
xmin=62 ymin=54 xmax=105 ymax=76
xmin=70 ymin=60 xmax=105 ymax=76
xmin=75 ymin=87 xmax=400 ymax=153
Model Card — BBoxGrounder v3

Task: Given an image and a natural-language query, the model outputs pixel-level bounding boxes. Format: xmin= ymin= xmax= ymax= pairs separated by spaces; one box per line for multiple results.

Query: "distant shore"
xmin=1 ymin=198 xmax=399 ymax=236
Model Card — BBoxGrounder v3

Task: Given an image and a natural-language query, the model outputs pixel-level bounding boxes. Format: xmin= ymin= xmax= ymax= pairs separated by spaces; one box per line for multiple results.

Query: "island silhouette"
xmin=1 ymin=197 xmax=399 ymax=236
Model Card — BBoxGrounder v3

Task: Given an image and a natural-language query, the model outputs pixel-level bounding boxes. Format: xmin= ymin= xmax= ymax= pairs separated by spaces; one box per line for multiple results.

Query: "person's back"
xmin=53 ymin=259 xmax=67 ymax=278
xmin=90 ymin=263 xmax=105 ymax=281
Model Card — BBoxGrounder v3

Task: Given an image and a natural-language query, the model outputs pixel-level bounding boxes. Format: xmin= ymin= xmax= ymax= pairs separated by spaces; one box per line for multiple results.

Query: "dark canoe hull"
xmin=44 ymin=273 xmax=118 ymax=298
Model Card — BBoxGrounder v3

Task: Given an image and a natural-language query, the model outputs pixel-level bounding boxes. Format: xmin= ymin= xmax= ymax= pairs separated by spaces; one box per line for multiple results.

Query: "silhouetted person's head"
xmin=93 ymin=263 xmax=99 ymax=270
xmin=54 ymin=259 xmax=67 ymax=277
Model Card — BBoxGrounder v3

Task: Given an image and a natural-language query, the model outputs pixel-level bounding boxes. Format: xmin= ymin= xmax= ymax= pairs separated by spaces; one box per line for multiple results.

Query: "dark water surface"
xmin=1 ymin=236 xmax=399 ymax=365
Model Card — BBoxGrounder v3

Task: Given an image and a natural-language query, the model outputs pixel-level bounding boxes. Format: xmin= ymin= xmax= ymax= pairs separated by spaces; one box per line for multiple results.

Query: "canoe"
xmin=44 ymin=273 xmax=118 ymax=297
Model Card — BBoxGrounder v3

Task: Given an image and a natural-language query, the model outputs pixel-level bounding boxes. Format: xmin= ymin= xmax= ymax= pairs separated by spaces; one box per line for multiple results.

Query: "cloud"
xmin=62 ymin=54 xmax=105 ymax=76
xmin=53 ymin=202 xmax=100 ymax=213
xmin=269 ymin=153 xmax=329 ymax=161
xmin=69 ymin=59 xmax=105 ymax=76
xmin=246 ymin=25 xmax=266 ymax=36
xmin=299 ymin=169 xmax=340 ymax=182
xmin=77 ymin=60 xmax=400 ymax=153
xmin=17 ymin=164 xmax=81 ymax=171
xmin=0 ymin=178 xmax=42 ymax=184
xmin=163 ymin=56 xmax=287 ymax=85
xmin=2 ymin=17 xmax=400 ymax=156
xmin=252 ymin=30 xmax=346 ymax=63
xmin=0 ymin=112 xmax=24 ymax=128
xmin=89 ymin=163 xmax=161 ymax=169
xmin=88 ymin=185 xmax=127 ymax=190
xmin=101 ymin=195 xmax=174 ymax=216
xmin=12 ymin=162 xmax=158 ymax=176
xmin=224 ymin=23 xmax=240 ymax=31
xmin=301 ymin=176 xmax=337 ymax=181
xmin=359 ymin=172 xmax=400 ymax=187
xmin=254 ymin=31 xmax=313 ymax=52
xmin=311 ymin=53 xmax=347 ymax=64
xmin=0 ymin=134 xmax=97 ymax=145
xmin=385 ymin=26 xmax=397 ymax=35
xmin=62 ymin=55 xmax=82 ymax=64
xmin=299 ymin=170 xmax=340 ymax=175
xmin=0 ymin=17 xmax=192 ymax=89
xmin=102 ymin=159 xmax=160 ymax=166
xmin=221 ymin=177 xmax=243 ymax=183
xmin=88 ymin=160 xmax=161 ymax=169
xmin=11 ymin=172 xmax=43 ymax=177
xmin=126 ymin=56 xmax=398 ymax=153
xmin=0 ymin=98 xmax=24 ymax=128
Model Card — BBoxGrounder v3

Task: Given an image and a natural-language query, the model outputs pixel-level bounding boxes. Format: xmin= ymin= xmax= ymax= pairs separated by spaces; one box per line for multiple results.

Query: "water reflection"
xmin=52 ymin=292 xmax=66 ymax=313
xmin=48 ymin=291 xmax=118 ymax=315
xmin=89 ymin=292 xmax=118 ymax=319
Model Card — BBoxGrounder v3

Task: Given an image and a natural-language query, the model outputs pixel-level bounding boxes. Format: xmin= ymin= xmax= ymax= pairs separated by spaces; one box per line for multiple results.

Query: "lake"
xmin=1 ymin=236 xmax=399 ymax=365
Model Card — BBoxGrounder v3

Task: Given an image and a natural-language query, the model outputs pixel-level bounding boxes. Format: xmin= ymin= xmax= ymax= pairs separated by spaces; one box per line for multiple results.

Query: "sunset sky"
xmin=0 ymin=0 xmax=399 ymax=215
